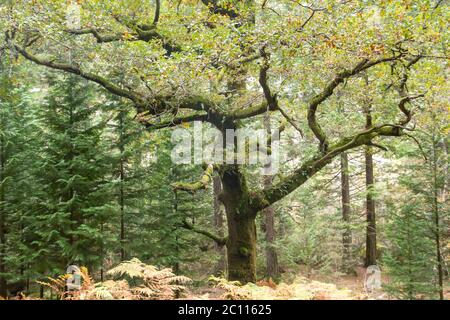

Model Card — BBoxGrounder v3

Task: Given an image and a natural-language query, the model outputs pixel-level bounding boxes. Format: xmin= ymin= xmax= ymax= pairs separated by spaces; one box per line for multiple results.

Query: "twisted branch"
xmin=179 ymin=218 xmax=227 ymax=246
xmin=172 ymin=164 xmax=215 ymax=194
xmin=307 ymin=54 xmax=404 ymax=152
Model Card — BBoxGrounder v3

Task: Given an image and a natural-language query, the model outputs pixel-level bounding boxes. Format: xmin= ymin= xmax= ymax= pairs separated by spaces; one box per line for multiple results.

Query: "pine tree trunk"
xmin=340 ymin=152 xmax=352 ymax=272
xmin=220 ymin=167 xmax=257 ymax=283
xmin=173 ymin=188 xmax=180 ymax=274
xmin=262 ymin=112 xmax=279 ymax=279
xmin=432 ymin=134 xmax=444 ymax=300
xmin=365 ymin=146 xmax=377 ymax=266
xmin=365 ymin=109 xmax=377 ymax=267
xmin=213 ymin=175 xmax=226 ymax=275
xmin=263 ymin=174 xmax=279 ymax=279
xmin=119 ymin=112 xmax=126 ymax=261
xmin=100 ymin=223 xmax=104 ymax=282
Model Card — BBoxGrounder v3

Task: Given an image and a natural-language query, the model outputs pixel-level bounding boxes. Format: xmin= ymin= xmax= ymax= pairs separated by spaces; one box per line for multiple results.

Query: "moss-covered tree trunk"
xmin=220 ymin=166 xmax=257 ymax=283
xmin=225 ymin=212 xmax=257 ymax=283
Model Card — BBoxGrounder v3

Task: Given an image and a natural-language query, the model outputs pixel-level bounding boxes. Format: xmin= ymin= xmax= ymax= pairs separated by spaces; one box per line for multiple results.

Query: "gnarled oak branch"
xmin=307 ymin=54 xmax=404 ymax=152
xmin=140 ymin=112 xmax=209 ymax=130
xmin=251 ymin=123 xmax=406 ymax=212
xmin=15 ymin=45 xmax=146 ymax=109
xmin=179 ymin=218 xmax=227 ymax=246
xmin=172 ymin=164 xmax=215 ymax=194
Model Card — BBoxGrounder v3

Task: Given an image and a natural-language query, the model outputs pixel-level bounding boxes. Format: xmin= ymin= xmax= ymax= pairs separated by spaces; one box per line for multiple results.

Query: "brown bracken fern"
xmin=107 ymin=258 xmax=192 ymax=300
xmin=37 ymin=259 xmax=192 ymax=300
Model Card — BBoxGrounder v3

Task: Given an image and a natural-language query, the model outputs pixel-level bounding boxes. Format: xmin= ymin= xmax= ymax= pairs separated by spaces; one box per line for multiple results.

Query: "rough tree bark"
xmin=340 ymin=152 xmax=352 ymax=272
xmin=263 ymin=112 xmax=279 ymax=279
xmin=364 ymin=109 xmax=377 ymax=267
xmin=220 ymin=166 xmax=257 ymax=283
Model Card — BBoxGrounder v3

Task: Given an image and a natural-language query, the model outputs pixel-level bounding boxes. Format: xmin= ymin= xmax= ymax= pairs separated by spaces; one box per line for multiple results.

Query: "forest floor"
xmin=189 ymin=265 xmax=450 ymax=300
xmin=4 ymin=264 xmax=449 ymax=300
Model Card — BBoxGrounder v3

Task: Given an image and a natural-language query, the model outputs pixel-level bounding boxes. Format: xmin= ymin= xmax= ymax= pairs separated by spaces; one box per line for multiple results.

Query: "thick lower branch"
xmin=172 ymin=164 xmax=214 ymax=194
xmin=67 ymin=28 xmax=123 ymax=43
xmin=226 ymin=102 xmax=270 ymax=120
xmin=140 ymin=112 xmax=209 ymax=130
xmin=15 ymin=45 xmax=145 ymax=108
xmin=15 ymin=45 xmax=277 ymax=128
xmin=180 ymin=218 xmax=227 ymax=246
xmin=15 ymin=46 xmax=219 ymax=120
xmin=252 ymin=124 xmax=405 ymax=211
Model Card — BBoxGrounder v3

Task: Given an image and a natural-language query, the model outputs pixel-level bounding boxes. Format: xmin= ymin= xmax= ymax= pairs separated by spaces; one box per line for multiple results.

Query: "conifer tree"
xmin=383 ymin=201 xmax=437 ymax=299
xmin=33 ymin=74 xmax=113 ymax=276
xmin=0 ymin=60 xmax=42 ymax=296
xmin=384 ymin=108 xmax=448 ymax=299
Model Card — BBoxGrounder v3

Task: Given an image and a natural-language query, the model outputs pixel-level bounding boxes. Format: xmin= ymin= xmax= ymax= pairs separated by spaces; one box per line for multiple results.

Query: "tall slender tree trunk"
xmin=19 ymin=223 xmax=28 ymax=294
xmin=263 ymin=175 xmax=279 ymax=279
xmin=67 ymin=103 xmax=77 ymax=250
xmin=26 ymin=264 xmax=30 ymax=293
xmin=174 ymin=234 xmax=180 ymax=274
xmin=119 ymin=112 xmax=126 ymax=261
xmin=442 ymin=138 xmax=449 ymax=278
xmin=431 ymin=134 xmax=444 ymax=300
xmin=100 ymin=222 xmax=104 ymax=282
xmin=172 ymin=187 xmax=180 ymax=274
xmin=262 ymin=113 xmax=279 ymax=279
xmin=220 ymin=167 xmax=257 ymax=283
xmin=0 ymin=124 xmax=7 ymax=297
xmin=213 ymin=175 xmax=226 ymax=275
xmin=340 ymin=152 xmax=352 ymax=272
xmin=364 ymin=109 xmax=377 ymax=267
